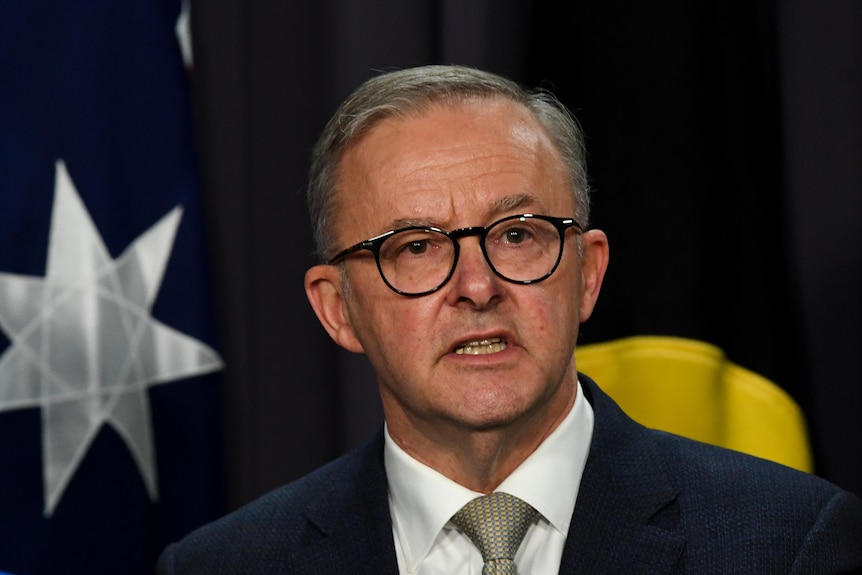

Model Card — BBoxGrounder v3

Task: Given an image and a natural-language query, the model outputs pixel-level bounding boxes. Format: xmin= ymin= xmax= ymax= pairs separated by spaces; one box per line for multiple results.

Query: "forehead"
xmin=334 ymin=98 xmax=573 ymax=231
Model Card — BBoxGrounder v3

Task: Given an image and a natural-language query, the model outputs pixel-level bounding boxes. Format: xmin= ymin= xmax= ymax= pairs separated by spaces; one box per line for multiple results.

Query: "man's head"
xmin=308 ymin=65 xmax=592 ymax=262
xmin=304 ymin=65 xmax=608 ymax=472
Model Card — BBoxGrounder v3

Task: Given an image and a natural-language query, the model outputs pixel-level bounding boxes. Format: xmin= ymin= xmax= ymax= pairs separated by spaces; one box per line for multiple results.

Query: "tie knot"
xmin=451 ymin=492 xmax=538 ymax=573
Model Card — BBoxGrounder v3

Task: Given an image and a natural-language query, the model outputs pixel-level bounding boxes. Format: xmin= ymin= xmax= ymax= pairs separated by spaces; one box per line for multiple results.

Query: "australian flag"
xmin=0 ymin=1 xmax=224 ymax=573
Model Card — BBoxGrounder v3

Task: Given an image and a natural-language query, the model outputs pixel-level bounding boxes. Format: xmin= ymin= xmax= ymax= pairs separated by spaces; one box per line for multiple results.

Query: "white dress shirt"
xmin=384 ymin=380 xmax=594 ymax=575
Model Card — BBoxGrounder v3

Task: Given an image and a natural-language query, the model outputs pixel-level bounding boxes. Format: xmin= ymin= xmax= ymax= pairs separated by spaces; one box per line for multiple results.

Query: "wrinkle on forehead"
xmin=389 ymin=193 xmax=541 ymax=230
xmin=334 ymin=98 xmax=572 ymax=241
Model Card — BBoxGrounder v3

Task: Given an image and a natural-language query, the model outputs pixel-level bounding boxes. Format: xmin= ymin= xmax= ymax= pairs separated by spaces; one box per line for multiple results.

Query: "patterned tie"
xmin=451 ymin=492 xmax=539 ymax=575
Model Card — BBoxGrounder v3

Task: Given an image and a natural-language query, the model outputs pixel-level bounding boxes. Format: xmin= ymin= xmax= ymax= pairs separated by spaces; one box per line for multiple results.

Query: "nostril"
xmin=447 ymin=254 xmax=505 ymax=310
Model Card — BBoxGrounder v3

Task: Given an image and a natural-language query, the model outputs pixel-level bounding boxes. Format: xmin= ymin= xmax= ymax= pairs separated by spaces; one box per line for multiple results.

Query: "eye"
xmin=504 ymin=227 xmax=530 ymax=244
xmin=381 ymin=230 xmax=446 ymax=262
xmin=405 ymin=240 xmax=429 ymax=255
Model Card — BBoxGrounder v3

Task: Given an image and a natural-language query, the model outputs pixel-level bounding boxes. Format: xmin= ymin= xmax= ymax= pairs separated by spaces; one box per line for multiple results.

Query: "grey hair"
xmin=307 ymin=65 xmax=590 ymax=262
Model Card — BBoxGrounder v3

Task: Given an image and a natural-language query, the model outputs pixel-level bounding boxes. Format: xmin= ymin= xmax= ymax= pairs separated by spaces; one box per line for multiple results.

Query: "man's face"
xmin=306 ymin=98 xmax=607 ymax=450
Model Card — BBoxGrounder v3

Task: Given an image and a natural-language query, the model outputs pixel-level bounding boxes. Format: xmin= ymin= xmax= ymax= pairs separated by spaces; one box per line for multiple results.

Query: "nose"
xmin=444 ymin=237 xmax=505 ymax=308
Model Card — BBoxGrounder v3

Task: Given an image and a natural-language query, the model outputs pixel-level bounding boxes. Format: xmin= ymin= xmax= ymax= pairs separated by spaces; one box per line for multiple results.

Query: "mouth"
xmin=453 ymin=337 xmax=508 ymax=355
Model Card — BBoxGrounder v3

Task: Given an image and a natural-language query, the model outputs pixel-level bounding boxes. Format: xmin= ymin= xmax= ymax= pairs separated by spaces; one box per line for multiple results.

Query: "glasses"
xmin=328 ymin=214 xmax=582 ymax=296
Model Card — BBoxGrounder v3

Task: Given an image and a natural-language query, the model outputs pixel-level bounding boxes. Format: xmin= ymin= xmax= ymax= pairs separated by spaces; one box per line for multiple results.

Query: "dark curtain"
xmin=190 ymin=0 xmax=862 ymax=510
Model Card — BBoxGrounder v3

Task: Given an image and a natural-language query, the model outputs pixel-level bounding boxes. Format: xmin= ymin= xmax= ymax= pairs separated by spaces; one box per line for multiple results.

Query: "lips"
xmin=454 ymin=337 xmax=508 ymax=355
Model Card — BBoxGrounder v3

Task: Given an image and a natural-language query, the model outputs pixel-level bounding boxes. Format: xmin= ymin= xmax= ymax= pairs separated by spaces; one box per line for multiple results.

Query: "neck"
xmin=383 ymin=384 xmax=576 ymax=493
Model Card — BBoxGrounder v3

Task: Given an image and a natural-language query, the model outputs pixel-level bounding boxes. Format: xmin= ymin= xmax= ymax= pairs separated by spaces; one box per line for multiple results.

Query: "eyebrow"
xmin=491 ymin=192 xmax=539 ymax=215
xmin=388 ymin=193 xmax=542 ymax=230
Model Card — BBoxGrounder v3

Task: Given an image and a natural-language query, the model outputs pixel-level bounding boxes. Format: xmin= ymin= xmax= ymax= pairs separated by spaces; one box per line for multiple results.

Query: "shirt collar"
xmin=384 ymin=380 xmax=594 ymax=570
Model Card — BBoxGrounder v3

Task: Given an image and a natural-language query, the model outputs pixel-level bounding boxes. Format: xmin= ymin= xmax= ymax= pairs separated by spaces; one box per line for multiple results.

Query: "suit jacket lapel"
xmin=289 ymin=430 xmax=400 ymax=574
xmin=284 ymin=379 xmax=686 ymax=574
xmin=559 ymin=376 xmax=686 ymax=574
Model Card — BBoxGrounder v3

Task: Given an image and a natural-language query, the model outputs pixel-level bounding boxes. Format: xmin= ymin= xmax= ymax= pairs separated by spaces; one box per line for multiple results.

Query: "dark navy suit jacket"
xmin=158 ymin=375 xmax=862 ymax=574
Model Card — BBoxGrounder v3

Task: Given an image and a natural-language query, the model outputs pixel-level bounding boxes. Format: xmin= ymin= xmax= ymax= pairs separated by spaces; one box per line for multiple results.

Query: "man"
xmin=158 ymin=65 xmax=862 ymax=573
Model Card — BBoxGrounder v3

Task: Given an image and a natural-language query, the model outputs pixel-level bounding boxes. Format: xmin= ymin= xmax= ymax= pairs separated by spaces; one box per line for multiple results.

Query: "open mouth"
xmin=454 ymin=337 xmax=508 ymax=355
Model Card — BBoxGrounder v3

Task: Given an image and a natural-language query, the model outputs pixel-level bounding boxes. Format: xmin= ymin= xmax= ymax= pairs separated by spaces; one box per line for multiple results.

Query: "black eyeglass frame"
xmin=327 ymin=213 xmax=583 ymax=296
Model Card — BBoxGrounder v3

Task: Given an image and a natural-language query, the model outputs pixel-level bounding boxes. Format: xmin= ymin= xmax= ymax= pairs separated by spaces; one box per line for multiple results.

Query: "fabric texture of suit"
xmin=157 ymin=375 xmax=862 ymax=574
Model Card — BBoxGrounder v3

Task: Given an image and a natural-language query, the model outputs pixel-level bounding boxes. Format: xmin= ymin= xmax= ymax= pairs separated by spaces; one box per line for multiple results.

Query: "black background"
xmin=189 ymin=0 xmax=862 ymax=508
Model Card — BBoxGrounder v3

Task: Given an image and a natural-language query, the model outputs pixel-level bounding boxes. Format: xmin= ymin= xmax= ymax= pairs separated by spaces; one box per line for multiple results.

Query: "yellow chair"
xmin=575 ymin=336 xmax=813 ymax=473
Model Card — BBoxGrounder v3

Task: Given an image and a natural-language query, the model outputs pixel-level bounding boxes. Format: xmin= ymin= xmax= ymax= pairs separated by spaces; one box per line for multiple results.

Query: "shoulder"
xmin=653 ymin=428 xmax=862 ymax=570
xmin=654 ymin=426 xmax=848 ymax=510
xmin=580 ymin=374 xmax=862 ymax=570
xmin=157 ymin=430 xmax=388 ymax=574
xmin=581 ymin=371 xmax=848 ymax=507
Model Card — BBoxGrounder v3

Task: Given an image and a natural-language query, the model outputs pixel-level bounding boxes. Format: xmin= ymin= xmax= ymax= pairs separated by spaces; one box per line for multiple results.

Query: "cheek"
xmin=529 ymin=285 xmax=581 ymax=348
xmin=354 ymin=295 xmax=436 ymax=354
xmin=532 ymin=286 xmax=570 ymax=326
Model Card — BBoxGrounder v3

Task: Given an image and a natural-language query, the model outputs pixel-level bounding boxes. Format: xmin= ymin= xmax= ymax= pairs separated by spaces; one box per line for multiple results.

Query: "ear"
xmin=304 ymin=264 xmax=365 ymax=353
xmin=577 ymin=229 xmax=609 ymax=323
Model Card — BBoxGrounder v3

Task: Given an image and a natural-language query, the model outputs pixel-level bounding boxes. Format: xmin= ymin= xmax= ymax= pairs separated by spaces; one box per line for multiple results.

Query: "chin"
xmin=453 ymin=397 xmax=535 ymax=431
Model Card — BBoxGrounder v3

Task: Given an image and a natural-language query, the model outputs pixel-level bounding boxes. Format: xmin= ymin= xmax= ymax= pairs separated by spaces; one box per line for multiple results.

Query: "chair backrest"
xmin=575 ymin=335 xmax=813 ymax=473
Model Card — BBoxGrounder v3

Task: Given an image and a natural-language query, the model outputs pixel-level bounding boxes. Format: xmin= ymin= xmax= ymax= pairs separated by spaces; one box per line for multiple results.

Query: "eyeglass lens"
xmin=377 ymin=216 xmax=564 ymax=295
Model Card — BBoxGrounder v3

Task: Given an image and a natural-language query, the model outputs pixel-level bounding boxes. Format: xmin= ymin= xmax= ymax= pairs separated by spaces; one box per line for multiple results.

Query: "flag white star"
xmin=0 ymin=160 xmax=223 ymax=516
xmin=175 ymin=0 xmax=193 ymax=68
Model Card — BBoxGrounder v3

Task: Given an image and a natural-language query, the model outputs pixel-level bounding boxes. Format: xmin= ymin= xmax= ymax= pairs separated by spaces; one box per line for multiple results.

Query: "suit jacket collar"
xmin=561 ymin=375 xmax=685 ymax=573
xmin=293 ymin=429 xmax=400 ymax=574
xmin=295 ymin=375 xmax=685 ymax=574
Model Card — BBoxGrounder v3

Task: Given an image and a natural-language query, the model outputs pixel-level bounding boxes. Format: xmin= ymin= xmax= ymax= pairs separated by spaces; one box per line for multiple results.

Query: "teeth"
xmin=455 ymin=337 xmax=507 ymax=355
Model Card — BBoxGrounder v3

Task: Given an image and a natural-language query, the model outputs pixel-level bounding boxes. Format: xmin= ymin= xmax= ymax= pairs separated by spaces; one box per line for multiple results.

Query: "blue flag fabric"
xmin=0 ymin=1 xmax=224 ymax=573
